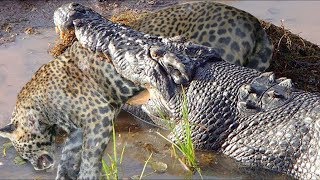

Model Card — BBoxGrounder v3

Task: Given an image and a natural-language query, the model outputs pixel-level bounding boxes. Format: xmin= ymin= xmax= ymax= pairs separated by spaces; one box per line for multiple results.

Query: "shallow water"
xmin=217 ymin=0 xmax=320 ymax=45
xmin=0 ymin=1 xmax=319 ymax=179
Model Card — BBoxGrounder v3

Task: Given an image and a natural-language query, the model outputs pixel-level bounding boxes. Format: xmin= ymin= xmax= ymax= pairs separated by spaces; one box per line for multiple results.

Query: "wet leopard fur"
xmin=0 ymin=41 xmax=141 ymax=179
xmin=127 ymin=1 xmax=273 ymax=71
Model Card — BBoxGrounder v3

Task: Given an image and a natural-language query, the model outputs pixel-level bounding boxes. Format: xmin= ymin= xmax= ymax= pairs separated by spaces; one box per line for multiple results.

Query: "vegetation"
xmin=156 ymin=88 xmax=202 ymax=178
xmin=261 ymin=20 xmax=320 ymax=92
xmin=101 ymin=119 xmax=126 ymax=180
xmin=138 ymin=153 xmax=153 ymax=180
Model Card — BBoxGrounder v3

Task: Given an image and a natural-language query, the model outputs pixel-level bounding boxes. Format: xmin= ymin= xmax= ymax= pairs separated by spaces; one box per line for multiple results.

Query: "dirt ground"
xmin=0 ymin=0 xmax=179 ymax=44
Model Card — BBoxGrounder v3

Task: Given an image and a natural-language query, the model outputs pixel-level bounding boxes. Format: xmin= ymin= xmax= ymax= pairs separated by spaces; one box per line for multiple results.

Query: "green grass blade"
xmin=139 ymin=153 xmax=153 ymax=180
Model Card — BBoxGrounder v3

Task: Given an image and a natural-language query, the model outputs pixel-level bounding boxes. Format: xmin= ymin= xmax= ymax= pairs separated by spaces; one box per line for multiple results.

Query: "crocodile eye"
xmin=149 ymin=46 xmax=165 ymax=60
xmin=150 ymin=51 xmax=159 ymax=58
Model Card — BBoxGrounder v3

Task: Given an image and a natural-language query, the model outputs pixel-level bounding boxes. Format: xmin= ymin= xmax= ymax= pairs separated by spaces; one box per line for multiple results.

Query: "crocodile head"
xmin=54 ymin=2 xmax=102 ymax=39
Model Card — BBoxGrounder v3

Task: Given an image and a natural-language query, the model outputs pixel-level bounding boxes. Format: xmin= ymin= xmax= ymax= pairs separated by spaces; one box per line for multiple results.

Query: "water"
xmin=228 ymin=1 xmax=320 ymax=45
xmin=0 ymin=29 xmax=58 ymax=179
xmin=0 ymin=1 xmax=319 ymax=179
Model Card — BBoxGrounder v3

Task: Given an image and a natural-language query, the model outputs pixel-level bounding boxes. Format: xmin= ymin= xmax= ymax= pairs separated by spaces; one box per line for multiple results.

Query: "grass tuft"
xmin=139 ymin=153 xmax=153 ymax=180
xmin=101 ymin=119 xmax=125 ymax=180
xmin=156 ymin=87 xmax=202 ymax=178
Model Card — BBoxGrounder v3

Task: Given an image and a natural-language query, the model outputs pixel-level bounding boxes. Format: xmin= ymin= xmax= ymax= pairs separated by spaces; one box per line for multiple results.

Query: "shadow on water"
xmin=1 ymin=0 xmax=319 ymax=179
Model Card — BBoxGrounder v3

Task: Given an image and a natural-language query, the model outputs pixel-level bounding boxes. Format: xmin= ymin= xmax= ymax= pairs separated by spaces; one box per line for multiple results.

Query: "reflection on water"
xmin=0 ymin=30 xmax=56 ymax=123
xmin=0 ymin=1 xmax=318 ymax=179
xmin=227 ymin=1 xmax=320 ymax=45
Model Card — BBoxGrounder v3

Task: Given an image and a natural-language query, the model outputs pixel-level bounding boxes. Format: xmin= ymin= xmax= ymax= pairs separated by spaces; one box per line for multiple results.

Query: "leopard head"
xmin=0 ymin=107 xmax=55 ymax=171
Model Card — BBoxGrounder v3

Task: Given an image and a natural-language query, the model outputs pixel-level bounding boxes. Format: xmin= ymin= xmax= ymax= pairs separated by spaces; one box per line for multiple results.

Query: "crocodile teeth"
xmin=267 ymin=90 xmax=284 ymax=99
xmin=260 ymin=72 xmax=274 ymax=78
xmin=278 ymin=79 xmax=293 ymax=88
xmin=239 ymin=85 xmax=250 ymax=100
xmin=268 ymin=73 xmax=276 ymax=83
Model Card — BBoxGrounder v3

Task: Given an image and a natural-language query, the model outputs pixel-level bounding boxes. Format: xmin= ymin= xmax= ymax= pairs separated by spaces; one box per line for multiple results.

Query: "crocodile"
xmin=53 ymin=3 xmax=320 ymax=179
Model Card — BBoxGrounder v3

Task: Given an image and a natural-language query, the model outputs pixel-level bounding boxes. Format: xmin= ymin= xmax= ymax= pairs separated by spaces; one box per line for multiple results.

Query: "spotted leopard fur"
xmin=128 ymin=1 xmax=273 ymax=71
xmin=0 ymin=41 xmax=141 ymax=179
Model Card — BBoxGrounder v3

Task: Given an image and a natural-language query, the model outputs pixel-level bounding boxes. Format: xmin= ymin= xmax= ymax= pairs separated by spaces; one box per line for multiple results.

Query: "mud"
xmin=0 ymin=0 xmax=179 ymax=45
xmin=0 ymin=0 xmax=319 ymax=179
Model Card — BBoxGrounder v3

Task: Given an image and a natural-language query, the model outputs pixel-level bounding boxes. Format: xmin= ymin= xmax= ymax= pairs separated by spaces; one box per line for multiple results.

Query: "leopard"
xmin=120 ymin=1 xmax=273 ymax=71
xmin=0 ymin=41 xmax=142 ymax=179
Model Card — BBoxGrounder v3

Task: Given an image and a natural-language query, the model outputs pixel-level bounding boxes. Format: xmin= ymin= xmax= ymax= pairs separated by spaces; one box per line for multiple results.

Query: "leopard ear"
xmin=0 ymin=123 xmax=15 ymax=139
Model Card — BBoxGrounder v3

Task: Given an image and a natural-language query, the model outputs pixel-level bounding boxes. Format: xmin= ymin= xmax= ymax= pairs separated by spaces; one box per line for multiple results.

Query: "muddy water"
xmin=227 ymin=1 xmax=320 ymax=45
xmin=0 ymin=29 xmax=58 ymax=179
xmin=0 ymin=1 xmax=319 ymax=179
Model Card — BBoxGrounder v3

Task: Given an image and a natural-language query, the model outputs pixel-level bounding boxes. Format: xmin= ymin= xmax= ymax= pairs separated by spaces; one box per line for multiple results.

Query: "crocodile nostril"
xmin=69 ymin=3 xmax=80 ymax=8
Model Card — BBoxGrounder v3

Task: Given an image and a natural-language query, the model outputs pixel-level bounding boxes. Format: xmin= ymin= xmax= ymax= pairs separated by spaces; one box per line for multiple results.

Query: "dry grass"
xmin=49 ymin=29 xmax=76 ymax=57
xmin=110 ymin=10 xmax=149 ymax=27
xmin=261 ymin=20 xmax=320 ymax=92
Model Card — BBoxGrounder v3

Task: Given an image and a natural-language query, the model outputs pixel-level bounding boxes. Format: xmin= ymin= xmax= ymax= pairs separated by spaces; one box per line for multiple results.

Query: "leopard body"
xmin=129 ymin=1 xmax=273 ymax=71
xmin=0 ymin=41 xmax=141 ymax=179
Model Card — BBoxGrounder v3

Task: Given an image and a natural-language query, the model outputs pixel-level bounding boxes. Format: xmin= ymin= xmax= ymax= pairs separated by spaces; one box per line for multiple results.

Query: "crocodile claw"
xmin=278 ymin=79 xmax=293 ymax=88
xmin=238 ymin=71 xmax=295 ymax=114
